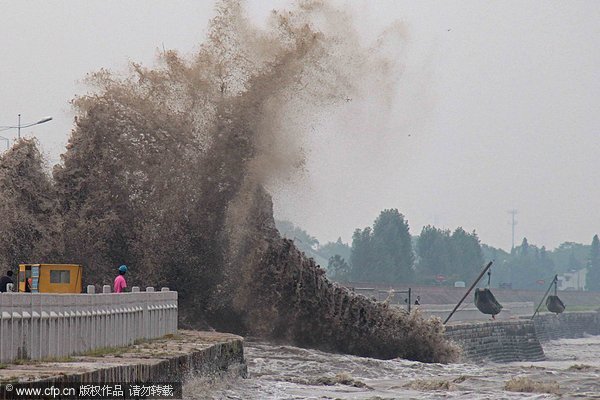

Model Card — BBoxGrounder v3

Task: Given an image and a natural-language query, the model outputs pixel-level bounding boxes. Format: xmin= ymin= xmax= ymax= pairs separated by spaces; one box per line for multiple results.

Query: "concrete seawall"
xmin=0 ymin=330 xmax=246 ymax=386
xmin=444 ymin=320 xmax=544 ymax=362
xmin=445 ymin=311 xmax=600 ymax=362
xmin=531 ymin=311 xmax=600 ymax=342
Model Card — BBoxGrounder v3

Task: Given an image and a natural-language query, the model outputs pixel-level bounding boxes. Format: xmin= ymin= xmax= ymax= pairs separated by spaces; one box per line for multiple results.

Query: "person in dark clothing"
xmin=0 ymin=270 xmax=14 ymax=292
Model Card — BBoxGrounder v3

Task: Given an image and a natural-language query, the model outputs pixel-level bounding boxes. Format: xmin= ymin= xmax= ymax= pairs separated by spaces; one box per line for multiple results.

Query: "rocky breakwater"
xmin=0 ymin=330 xmax=246 ymax=385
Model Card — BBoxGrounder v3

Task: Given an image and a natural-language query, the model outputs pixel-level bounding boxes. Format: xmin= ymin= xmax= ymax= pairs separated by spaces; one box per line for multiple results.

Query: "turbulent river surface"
xmin=184 ymin=336 xmax=600 ymax=399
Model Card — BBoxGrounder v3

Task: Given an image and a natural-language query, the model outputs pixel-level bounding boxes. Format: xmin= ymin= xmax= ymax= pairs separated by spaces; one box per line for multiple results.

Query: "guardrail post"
xmin=74 ymin=294 xmax=84 ymax=354
xmin=131 ymin=285 xmax=141 ymax=341
xmin=40 ymin=306 xmax=49 ymax=360
xmin=90 ymin=292 xmax=98 ymax=351
xmin=31 ymin=294 xmax=41 ymax=360
xmin=3 ymin=294 xmax=15 ymax=362
xmin=146 ymin=287 xmax=154 ymax=338
xmin=13 ymin=294 xmax=28 ymax=360
xmin=57 ymin=295 xmax=66 ymax=357
xmin=0 ymin=295 xmax=5 ymax=362
xmin=48 ymin=294 xmax=58 ymax=359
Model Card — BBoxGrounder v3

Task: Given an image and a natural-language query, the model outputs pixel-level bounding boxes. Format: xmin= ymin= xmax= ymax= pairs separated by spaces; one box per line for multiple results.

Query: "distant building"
xmin=557 ymin=268 xmax=587 ymax=291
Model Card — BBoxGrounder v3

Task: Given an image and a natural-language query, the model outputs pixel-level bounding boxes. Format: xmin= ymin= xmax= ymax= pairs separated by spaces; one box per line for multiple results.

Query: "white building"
xmin=557 ymin=268 xmax=587 ymax=291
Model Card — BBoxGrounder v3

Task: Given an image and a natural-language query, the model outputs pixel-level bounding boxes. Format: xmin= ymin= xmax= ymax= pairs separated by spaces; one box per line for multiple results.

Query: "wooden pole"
xmin=531 ymin=274 xmax=558 ymax=320
xmin=443 ymin=261 xmax=494 ymax=325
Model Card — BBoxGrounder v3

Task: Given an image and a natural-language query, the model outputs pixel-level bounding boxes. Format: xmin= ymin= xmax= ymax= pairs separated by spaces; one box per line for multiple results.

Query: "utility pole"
xmin=0 ymin=115 xmax=52 ymax=143
xmin=508 ymin=209 xmax=518 ymax=251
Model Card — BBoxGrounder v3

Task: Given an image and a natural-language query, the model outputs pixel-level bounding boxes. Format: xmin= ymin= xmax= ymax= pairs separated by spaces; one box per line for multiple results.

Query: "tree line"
xmin=278 ymin=211 xmax=600 ymax=291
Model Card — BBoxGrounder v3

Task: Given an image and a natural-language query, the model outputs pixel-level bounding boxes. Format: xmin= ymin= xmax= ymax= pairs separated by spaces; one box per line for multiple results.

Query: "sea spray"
xmin=0 ymin=0 xmax=458 ymax=362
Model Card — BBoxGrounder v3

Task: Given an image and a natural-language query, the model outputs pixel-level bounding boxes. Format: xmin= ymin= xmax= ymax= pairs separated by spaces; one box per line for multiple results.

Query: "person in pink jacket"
xmin=114 ymin=265 xmax=128 ymax=293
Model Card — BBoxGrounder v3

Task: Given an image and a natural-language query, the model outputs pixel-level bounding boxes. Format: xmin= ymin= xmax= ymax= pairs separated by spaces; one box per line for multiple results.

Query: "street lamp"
xmin=0 ymin=114 xmax=53 ymax=140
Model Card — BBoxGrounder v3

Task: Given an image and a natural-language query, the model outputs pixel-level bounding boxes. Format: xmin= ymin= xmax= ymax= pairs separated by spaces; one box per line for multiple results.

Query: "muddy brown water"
xmin=184 ymin=336 xmax=600 ymax=399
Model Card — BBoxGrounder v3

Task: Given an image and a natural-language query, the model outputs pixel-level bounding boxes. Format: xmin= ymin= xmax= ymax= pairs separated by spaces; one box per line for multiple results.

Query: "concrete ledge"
xmin=0 ymin=330 xmax=246 ymax=384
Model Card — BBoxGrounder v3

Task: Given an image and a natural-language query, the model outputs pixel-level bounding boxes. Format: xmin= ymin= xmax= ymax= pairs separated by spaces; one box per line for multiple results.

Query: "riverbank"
xmin=0 ymin=330 xmax=246 ymax=384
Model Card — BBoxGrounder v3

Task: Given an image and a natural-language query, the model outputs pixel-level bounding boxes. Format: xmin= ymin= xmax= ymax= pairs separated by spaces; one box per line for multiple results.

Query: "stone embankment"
xmin=531 ymin=311 xmax=600 ymax=342
xmin=444 ymin=320 xmax=544 ymax=362
xmin=0 ymin=330 xmax=246 ymax=385
xmin=444 ymin=311 xmax=600 ymax=362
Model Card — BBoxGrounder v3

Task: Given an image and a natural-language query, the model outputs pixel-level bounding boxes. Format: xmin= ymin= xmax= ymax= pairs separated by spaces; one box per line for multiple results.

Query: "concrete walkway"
xmin=0 ymin=330 xmax=246 ymax=384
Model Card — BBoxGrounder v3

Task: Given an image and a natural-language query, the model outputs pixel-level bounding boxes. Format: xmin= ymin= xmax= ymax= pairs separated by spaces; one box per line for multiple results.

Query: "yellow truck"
xmin=18 ymin=264 xmax=83 ymax=293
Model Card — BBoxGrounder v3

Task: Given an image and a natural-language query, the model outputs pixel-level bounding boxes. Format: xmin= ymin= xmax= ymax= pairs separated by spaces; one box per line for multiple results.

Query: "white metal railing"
xmin=0 ymin=287 xmax=177 ymax=363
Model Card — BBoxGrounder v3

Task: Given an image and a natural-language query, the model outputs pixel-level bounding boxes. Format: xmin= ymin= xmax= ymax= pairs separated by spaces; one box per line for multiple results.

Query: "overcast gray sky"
xmin=1 ymin=1 xmax=598 ymax=251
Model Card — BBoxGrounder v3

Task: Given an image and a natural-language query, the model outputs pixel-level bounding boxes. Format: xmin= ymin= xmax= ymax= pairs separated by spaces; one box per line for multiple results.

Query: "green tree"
xmin=366 ymin=209 xmax=414 ymax=283
xmin=514 ymin=237 xmax=536 ymax=288
xmin=586 ymin=235 xmax=600 ymax=291
xmin=327 ymin=254 xmax=350 ymax=282
xmin=416 ymin=225 xmax=451 ymax=282
xmin=568 ymin=250 xmax=583 ymax=271
xmin=448 ymin=227 xmax=484 ymax=282
xmin=522 ymin=237 xmax=530 ymax=256
xmin=549 ymin=242 xmax=589 ymax=273
xmin=319 ymin=237 xmax=351 ymax=262
xmin=508 ymin=237 xmax=550 ymax=289
xmin=349 ymin=227 xmax=373 ymax=281
xmin=539 ymin=246 xmax=555 ymax=272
